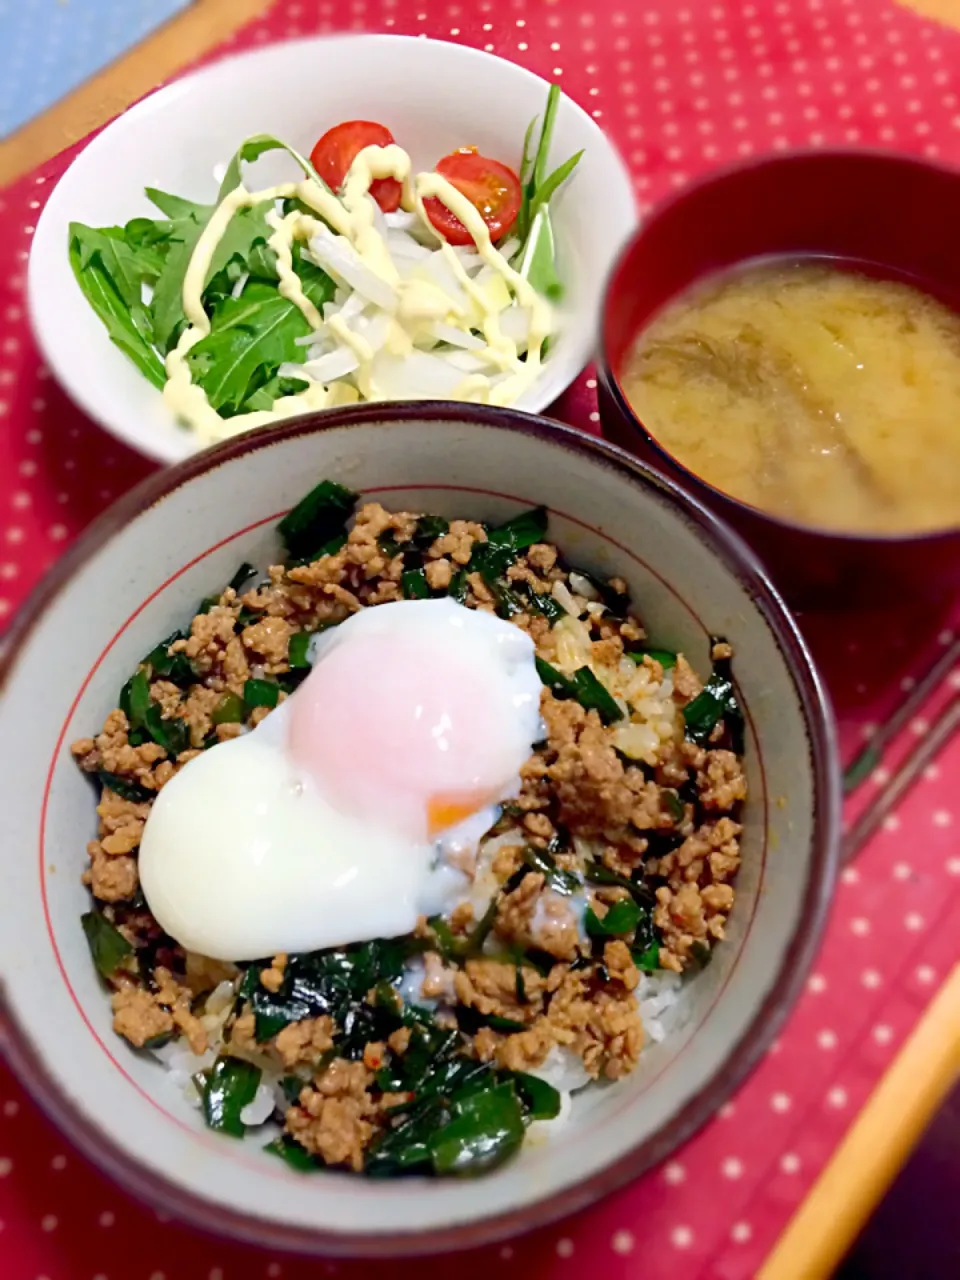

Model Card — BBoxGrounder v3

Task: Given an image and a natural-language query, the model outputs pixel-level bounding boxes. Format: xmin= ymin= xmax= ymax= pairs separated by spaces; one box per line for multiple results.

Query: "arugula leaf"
xmin=585 ymin=898 xmax=642 ymax=938
xmin=240 ymin=373 xmax=312 ymax=413
xmin=244 ymin=678 xmax=279 ymax=710
xmin=98 ymin=771 xmax=152 ymax=804
xmin=71 ymin=224 xmax=156 ymax=309
xmin=202 ymin=200 xmax=275 ymax=300
xmin=430 ymin=1081 xmax=525 ymax=1176
xmin=277 ymin=478 xmax=358 ymax=560
xmin=68 ymin=226 xmax=167 ymax=389
xmin=150 ymin=216 xmax=209 ymax=354
xmin=185 ymin=276 xmax=334 ymax=415
xmin=628 ymin=647 xmax=677 ymax=671
xmin=683 ymin=640 xmax=744 ymax=752
xmin=534 ymin=657 xmax=623 ymax=724
xmin=217 ymin=134 xmax=329 ymax=203
xmin=123 ymin=216 xmax=174 ymax=259
xmin=81 ymin=911 xmax=133 ymax=979
xmin=198 ymin=1056 xmax=262 ymax=1138
xmin=145 ymin=187 xmax=213 ymax=222
xmin=247 ymin=239 xmax=280 ymax=281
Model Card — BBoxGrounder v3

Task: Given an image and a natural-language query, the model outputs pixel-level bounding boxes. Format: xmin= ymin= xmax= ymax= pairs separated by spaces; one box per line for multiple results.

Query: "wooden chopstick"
xmin=757 ymin=963 xmax=960 ymax=1280
xmin=842 ymin=691 xmax=960 ymax=862
xmin=843 ymin=636 xmax=960 ymax=793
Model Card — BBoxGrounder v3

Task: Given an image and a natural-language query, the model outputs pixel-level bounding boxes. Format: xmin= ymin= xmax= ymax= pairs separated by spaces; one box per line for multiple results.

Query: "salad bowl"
xmin=28 ymin=34 xmax=637 ymax=464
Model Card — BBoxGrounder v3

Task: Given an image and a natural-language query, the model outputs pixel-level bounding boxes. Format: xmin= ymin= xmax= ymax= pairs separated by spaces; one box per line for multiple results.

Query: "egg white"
xmin=137 ymin=599 xmax=543 ymax=961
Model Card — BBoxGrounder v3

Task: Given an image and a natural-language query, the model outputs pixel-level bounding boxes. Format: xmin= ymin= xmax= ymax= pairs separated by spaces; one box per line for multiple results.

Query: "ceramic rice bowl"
xmin=0 ymin=405 xmax=840 ymax=1256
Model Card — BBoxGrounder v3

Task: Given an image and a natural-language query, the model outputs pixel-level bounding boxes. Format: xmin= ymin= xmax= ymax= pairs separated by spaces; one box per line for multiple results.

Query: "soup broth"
xmin=621 ymin=259 xmax=960 ymax=534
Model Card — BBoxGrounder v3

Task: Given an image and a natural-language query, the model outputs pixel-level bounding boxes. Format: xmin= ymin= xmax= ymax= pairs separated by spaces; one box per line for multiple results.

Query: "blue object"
xmin=0 ymin=0 xmax=192 ymax=140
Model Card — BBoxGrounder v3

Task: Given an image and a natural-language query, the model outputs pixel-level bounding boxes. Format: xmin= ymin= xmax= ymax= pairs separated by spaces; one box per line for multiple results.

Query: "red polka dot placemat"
xmin=2 ymin=2 xmax=960 ymax=1278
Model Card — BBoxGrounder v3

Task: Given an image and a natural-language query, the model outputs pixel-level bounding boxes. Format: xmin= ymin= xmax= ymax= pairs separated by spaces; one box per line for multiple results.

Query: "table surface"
xmin=1 ymin=2 xmax=960 ymax=1279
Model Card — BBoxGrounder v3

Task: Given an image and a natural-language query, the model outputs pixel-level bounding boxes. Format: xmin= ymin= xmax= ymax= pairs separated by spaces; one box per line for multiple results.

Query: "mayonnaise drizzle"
xmin=163 ymin=145 xmax=553 ymax=442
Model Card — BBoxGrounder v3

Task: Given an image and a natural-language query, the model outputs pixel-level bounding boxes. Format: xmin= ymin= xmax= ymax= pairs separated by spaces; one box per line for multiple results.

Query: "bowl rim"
xmin=26 ymin=30 xmax=637 ymax=467
xmin=599 ymin=145 xmax=960 ymax=547
xmin=0 ymin=402 xmax=841 ymax=1257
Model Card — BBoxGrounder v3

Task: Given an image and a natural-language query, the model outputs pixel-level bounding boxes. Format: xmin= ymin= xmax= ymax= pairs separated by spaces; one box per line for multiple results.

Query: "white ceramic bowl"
xmin=28 ymin=34 xmax=637 ymax=465
xmin=0 ymin=405 xmax=839 ymax=1256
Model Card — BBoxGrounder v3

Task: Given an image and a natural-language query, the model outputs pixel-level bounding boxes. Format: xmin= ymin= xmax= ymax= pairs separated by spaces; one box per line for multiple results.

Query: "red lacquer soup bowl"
xmin=598 ymin=149 xmax=960 ymax=609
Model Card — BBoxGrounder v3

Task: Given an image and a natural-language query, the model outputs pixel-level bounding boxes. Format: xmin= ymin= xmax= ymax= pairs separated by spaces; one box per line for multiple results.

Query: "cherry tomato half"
xmin=423 ymin=150 xmax=523 ymax=246
xmin=309 ymin=120 xmax=403 ymax=213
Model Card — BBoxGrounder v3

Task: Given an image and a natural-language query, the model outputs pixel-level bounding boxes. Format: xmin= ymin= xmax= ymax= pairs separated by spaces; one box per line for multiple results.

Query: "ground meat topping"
xmin=454 ymin=958 xmax=546 ymax=1024
xmin=697 ymin=749 xmax=748 ymax=810
xmin=494 ymin=872 xmax=582 ymax=961
xmin=275 ymin=1016 xmax=336 ymax=1069
xmin=259 ymin=953 xmax=288 ymax=993
xmin=285 ymin=1059 xmax=379 ymax=1172
xmin=672 ymin=654 xmax=704 ymax=703
xmin=110 ymin=985 xmax=173 ymax=1048
xmin=72 ymin=498 xmax=746 ymax=1170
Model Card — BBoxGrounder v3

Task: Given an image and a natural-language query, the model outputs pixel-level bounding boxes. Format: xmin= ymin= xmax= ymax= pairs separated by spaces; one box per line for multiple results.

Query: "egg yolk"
xmin=287 ymin=628 xmax=524 ymax=840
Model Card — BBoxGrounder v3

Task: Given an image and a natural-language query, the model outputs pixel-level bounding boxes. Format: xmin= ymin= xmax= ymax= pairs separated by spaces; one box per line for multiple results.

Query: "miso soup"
xmin=621 ymin=260 xmax=960 ymax=534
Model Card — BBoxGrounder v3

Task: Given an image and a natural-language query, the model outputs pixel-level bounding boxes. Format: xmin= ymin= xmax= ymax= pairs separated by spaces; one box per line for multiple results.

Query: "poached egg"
xmin=138 ymin=598 xmax=542 ymax=961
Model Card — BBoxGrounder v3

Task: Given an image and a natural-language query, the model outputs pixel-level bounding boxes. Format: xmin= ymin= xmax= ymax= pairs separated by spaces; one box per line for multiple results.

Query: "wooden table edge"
xmin=758 ymin=962 xmax=960 ymax=1280
xmin=0 ymin=0 xmax=273 ymax=188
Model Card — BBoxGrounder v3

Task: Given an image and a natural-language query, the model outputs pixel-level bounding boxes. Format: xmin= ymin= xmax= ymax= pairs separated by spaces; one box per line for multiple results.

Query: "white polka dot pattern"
xmin=2 ymin=3 xmax=960 ymax=1280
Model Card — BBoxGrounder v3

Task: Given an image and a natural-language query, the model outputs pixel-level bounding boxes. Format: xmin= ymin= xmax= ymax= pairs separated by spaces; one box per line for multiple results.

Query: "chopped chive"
xmin=81 ymin=911 xmax=133 ymax=979
xmin=628 ymin=647 xmax=677 ymax=671
xmin=97 ymin=771 xmax=152 ymax=803
xmin=585 ymin=898 xmax=642 ymax=938
xmin=244 ymin=678 xmax=279 ymax=709
xmin=211 ymin=692 xmax=245 ymax=725
xmin=402 ymin=568 xmax=430 ymax=599
xmin=288 ymin=631 xmax=311 ymax=668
